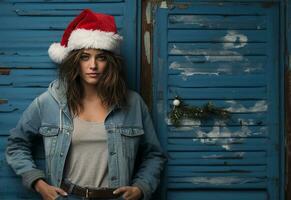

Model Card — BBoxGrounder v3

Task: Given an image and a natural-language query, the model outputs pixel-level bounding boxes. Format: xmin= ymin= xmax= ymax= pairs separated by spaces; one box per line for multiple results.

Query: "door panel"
xmin=153 ymin=2 xmax=280 ymax=200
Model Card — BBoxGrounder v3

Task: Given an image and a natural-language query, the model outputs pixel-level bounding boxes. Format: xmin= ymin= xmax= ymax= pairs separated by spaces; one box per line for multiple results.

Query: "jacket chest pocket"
xmin=118 ymin=128 xmax=144 ymax=160
xmin=39 ymin=126 xmax=60 ymax=158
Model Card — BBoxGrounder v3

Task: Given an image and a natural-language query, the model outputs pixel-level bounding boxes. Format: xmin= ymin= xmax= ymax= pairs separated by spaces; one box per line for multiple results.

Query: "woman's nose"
xmin=89 ymin=60 xmax=98 ymax=70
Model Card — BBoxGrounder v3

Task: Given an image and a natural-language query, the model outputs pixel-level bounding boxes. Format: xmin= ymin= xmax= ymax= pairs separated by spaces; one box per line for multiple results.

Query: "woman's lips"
xmin=87 ymin=73 xmax=100 ymax=78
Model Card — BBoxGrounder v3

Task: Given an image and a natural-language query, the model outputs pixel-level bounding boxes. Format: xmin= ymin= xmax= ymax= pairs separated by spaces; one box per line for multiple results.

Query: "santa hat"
xmin=48 ymin=9 xmax=123 ymax=64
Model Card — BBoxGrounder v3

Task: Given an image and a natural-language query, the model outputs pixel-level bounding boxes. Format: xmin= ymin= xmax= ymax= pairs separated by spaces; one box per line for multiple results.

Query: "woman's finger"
xmin=54 ymin=187 xmax=68 ymax=197
xmin=122 ymin=190 xmax=132 ymax=200
xmin=113 ymin=186 xmax=129 ymax=195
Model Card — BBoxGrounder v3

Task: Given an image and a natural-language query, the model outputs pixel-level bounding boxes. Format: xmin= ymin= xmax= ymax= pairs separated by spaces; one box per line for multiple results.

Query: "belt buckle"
xmin=85 ymin=187 xmax=89 ymax=198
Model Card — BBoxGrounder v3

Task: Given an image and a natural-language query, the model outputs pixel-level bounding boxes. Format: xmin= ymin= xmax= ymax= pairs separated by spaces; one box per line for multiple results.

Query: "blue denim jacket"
xmin=5 ymin=79 xmax=168 ymax=200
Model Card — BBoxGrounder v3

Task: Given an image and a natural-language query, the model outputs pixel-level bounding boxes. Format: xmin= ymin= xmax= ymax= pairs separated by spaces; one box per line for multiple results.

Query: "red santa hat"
xmin=48 ymin=9 xmax=123 ymax=64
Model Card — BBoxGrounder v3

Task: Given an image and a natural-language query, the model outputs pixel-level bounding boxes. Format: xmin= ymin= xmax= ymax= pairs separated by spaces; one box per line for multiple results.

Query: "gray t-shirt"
xmin=63 ymin=116 xmax=109 ymax=188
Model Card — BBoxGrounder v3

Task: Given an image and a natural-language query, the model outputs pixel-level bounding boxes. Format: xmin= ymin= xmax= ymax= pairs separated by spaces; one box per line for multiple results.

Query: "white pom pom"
xmin=48 ymin=43 xmax=69 ymax=64
xmin=173 ymin=99 xmax=180 ymax=106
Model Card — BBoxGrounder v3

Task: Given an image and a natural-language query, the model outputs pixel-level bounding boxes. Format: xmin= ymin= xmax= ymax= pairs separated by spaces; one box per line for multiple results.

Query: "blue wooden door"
xmin=152 ymin=2 xmax=282 ymax=200
xmin=0 ymin=1 xmax=140 ymax=199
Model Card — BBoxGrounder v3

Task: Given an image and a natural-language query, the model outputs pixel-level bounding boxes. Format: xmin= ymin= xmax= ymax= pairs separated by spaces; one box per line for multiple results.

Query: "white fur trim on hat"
xmin=67 ymin=29 xmax=123 ymax=54
xmin=48 ymin=43 xmax=70 ymax=64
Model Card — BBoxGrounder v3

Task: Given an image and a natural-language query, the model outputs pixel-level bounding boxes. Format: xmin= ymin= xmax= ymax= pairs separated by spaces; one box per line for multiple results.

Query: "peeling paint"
xmin=170 ymin=47 xmax=246 ymax=56
xmin=169 ymin=15 xmax=209 ymax=27
xmin=244 ymin=67 xmax=259 ymax=73
xmin=166 ymin=117 xmax=201 ymax=126
xmin=144 ymin=31 xmax=151 ymax=64
xmin=169 ymin=44 xmax=251 ymax=79
xmin=189 ymin=122 xmax=266 ymax=150
xmin=222 ymin=31 xmax=248 ymax=49
xmin=169 ymin=61 xmax=220 ymax=77
xmin=201 ymin=152 xmax=245 ymax=159
xmin=146 ymin=1 xmax=151 ymax=24
xmin=192 ymin=136 xmax=245 ymax=146
xmin=170 ymin=126 xmax=194 ymax=131
xmin=0 ymin=68 xmax=10 ymax=75
xmin=222 ymin=145 xmax=231 ymax=150
xmin=169 ymin=60 xmax=262 ymax=75
xmin=169 ymin=125 xmax=267 ymax=137
xmin=205 ymin=55 xmax=244 ymax=62
xmin=0 ymin=99 xmax=8 ymax=104
xmin=187 ymin=177 xmax=261 ymax=185
xmin=160 ymin=1 xmax=168 ymax=8
xmin=195 ymin=125 xmax=255 ymax=138
xmin=225 ymin=100 xmax=268 ymax=112
xmin=237 ymin=118 xmax=257 ymax=126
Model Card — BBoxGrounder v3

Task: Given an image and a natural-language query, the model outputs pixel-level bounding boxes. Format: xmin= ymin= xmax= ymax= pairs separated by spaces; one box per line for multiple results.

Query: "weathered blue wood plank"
xmin=168 ymin=87 xmax=266 ymax=99
xmin=165 ymin=114 xmax=266 ymax=126
xmin=0 ymin=29 xmax=122 ymax=43
xmin=2 ymin=2 xmax=125 ymax=15
xmin=168 ymin=137 xmax=267 ymax=146
xmin=0 ymin=99 xmax=36 ymax=113
xmin=168 ymin=56 xmax=266 ymax=76
xmin=168 ymin=74 xmax=266 ymax=87
xmin=168 ymin=152 xmax=266 ymax=165
xmin=168 ymin=30 xmax=267 ymax=42
xmin=167 ymin=2 xmax=271 ymax=15
xmin=167 ymin=190 xmax=267 ymax=200
xmin=3 ymin=0 xmax=123 ymax=2
xmin=0 ymin=69 xmax=57 ymax=86
xmin=168 ymin=126 xmax=268 ymax=138
xmin=167 ymin=176 xmax=266 ymax=189
xmin=168 ymin=15 xmax=267 ymax=30
xmin=0 ymin=55 xmax=51 ymax=63
xmin=167 ymin=100 xmax=268 ymax=113
xmin=0 ymin=87 xmax=46 ymax=98
xmin=168 ymin=43 xmax=267 ymax=56
xmin=167 ymin=143 xmax=267 ymax=152
xmin=168 ymin=165 xmax=266 ymax=173
xmin=0 ymin=16 xmax=123 ymax=30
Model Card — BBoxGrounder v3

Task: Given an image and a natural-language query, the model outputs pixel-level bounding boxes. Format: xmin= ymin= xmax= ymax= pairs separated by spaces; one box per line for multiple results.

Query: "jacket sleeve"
xmin=131 ymin=96 xmax=168 ymax=200
xmin=5 ymin=97 xmax=46 ymax=192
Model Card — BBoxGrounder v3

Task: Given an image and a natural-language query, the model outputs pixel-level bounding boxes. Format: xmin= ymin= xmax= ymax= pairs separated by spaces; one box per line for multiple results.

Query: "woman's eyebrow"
xmin=82 ymin=52 xmax=104 ymax=55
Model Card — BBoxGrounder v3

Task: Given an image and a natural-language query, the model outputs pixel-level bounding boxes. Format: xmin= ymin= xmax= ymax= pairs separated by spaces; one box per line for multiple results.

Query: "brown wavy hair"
xmin=58 ymin=48 xmax=129 ymax=116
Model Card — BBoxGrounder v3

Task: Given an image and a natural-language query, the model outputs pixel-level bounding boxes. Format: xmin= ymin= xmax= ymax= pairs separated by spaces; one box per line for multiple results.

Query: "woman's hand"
xmin=113 ymin=186 xmax=143 ymax=200
xmin=34 ymin=179 xmax=68 ymax=200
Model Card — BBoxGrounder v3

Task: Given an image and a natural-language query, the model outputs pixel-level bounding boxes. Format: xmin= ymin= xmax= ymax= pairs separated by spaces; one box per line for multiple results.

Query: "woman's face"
xmin=79 ymin=48 xmax=107 ymax=86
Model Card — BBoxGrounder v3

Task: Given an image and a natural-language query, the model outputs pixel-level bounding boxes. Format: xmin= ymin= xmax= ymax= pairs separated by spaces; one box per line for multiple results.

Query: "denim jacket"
xmin=5 ymin=79 xmax=168 ymax=200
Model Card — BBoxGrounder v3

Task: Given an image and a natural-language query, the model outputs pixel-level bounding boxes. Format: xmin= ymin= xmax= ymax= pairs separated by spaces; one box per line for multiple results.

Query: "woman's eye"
xmin=80 ymin=55 xmax=89 ymax=60
xmin=96 ymin=55 xmax=106 ymax=61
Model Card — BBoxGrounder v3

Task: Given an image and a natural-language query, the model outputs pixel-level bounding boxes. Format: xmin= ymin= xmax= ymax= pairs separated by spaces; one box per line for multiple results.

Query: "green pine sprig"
xmin=169 ymin=96 xmax=231 ymax=127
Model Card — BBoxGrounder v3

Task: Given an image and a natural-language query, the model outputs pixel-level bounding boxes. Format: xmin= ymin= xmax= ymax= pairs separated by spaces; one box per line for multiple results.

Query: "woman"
xmin=5 ymin=9 xmax=167 ymax=200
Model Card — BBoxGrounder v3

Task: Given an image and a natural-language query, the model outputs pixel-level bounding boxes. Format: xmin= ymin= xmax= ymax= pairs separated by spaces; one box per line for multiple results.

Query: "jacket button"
xmin=60 ymin=152 xmax=64 ymax=157
xmin=111 ymin=176 xmax=117 ymax=181
xmin=110 ymin=152 xmax=115 ymax=155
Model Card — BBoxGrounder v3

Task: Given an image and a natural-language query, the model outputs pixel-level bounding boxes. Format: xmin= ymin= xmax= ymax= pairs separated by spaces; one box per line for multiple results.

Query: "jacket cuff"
xmin=132 ymin=179 xmax=151 ymax=200
xmin=20 ymin=169 xmax=46 ymax=192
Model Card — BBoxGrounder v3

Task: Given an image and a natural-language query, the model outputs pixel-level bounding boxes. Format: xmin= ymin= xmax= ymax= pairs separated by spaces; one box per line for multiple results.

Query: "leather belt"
xmin=60 ymin=180 xmax=121 ymax=199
